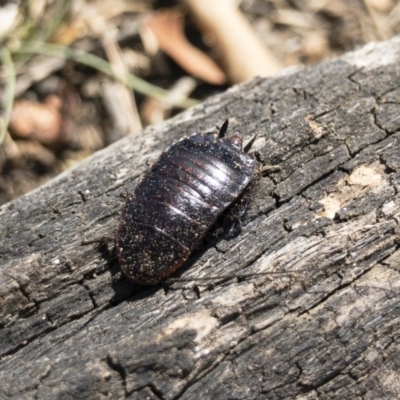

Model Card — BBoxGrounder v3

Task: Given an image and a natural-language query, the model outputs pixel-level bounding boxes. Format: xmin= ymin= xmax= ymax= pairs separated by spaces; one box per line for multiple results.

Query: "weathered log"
xmin=1 ymin=37 xmax=400 ymax=399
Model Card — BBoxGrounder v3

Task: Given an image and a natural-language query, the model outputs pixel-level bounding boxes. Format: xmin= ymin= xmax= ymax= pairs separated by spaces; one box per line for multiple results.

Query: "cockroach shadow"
xmin=83 ymin=238 xmax=161 ymax=303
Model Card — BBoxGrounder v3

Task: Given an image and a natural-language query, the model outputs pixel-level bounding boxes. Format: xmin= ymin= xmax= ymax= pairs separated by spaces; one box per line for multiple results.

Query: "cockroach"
xmin=116 ymin=120 xmax=257 ymax=285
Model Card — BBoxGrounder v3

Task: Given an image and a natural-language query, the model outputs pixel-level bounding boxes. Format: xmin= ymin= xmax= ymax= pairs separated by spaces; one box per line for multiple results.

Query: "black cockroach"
xmin=116 ymin=120 xmax=257 ymax=285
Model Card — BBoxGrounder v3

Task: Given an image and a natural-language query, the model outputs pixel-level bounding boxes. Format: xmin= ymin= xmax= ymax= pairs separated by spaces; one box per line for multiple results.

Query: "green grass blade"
xmin=0 ymin=47 xmax=16 ymax=146
xmin=14 ymin=41 xmax=198 ymax=109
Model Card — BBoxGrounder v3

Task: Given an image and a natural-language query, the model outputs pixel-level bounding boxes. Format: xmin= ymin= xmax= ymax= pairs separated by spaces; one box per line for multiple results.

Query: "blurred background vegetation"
xmin=0 ymin=0 xmax=399 ymax=205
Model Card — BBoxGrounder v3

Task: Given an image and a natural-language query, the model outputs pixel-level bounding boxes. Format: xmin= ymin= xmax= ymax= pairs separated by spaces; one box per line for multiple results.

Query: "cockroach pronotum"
xmin=116 ymin=120 xmax=256 ymax=284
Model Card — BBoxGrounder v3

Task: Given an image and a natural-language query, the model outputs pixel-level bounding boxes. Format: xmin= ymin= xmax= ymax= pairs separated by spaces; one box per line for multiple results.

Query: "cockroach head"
xmin=225 ymin=135 xmax=242 ymax=150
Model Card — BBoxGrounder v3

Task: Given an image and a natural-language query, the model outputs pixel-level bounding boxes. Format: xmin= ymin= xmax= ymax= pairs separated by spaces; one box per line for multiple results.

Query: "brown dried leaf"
xmin=365 ymin=0 xmax=395 ymax=14
xmin=182 ymin=0 xmax=283 ymax=83
xmin=145 ymin=8 xmax=227 ymax=85
xmin=9 ymin=96 xmax=63 ymax=146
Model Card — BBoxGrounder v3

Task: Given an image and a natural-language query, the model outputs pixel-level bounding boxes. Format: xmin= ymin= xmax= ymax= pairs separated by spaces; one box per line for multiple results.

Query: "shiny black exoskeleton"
xmin=116 ymin=120 xmax=256 ymax=284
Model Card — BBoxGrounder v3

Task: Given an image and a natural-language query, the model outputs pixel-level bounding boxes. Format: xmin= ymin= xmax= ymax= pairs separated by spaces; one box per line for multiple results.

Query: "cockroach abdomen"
xmin=117 ymin=208 xmax=190 ymax=284
xmin=116 ymin=120 xmax=256 ymax=284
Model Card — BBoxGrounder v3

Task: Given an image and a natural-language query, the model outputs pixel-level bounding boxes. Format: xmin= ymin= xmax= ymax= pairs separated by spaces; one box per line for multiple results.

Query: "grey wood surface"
xmin=1 ymin=37 xmax=400 ymax=399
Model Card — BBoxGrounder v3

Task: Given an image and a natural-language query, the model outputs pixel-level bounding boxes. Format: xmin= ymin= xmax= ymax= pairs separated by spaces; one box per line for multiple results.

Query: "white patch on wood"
xmin=304 ymin=115 xmax=326 ymax=139
xmin=115 ymin=167 xmax=129 ymax=179
xmin=316 ymin=163 xmax=386 ymax=219
xmin=344 ymin=37 xmax=400 ymax=69
xmin=381 ymin=370 xmax=400 ymax=395
xmin=318 ymin=197 xmax=341 ymax=219
xmin=160 ymin=311 xmax=218 ymax=343
xmin=321 ymin=265 xmax=400 ymax=330
xmin=210 ymin=283 xmax=255 ymax=307
xmin=381 ymin=200 xmax=397 ymax=217
xmin=347 ymin=165 xmax=382 ymax=187
xmin=255 ymin=235 xmax=324 ymax=273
